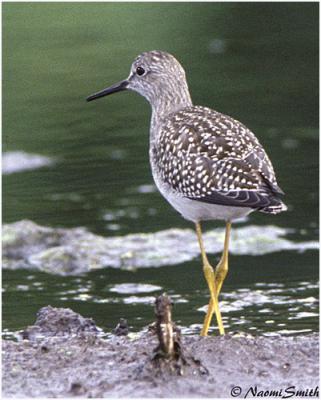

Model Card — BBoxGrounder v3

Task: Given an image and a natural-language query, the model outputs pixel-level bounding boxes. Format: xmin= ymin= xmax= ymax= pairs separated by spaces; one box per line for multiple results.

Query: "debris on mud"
xmin=112 ymin=318 xmax=129 ymax=336
xmin=3 ymin=220 xmax=318 ymax=276
xmin=152 ymin=294 xmax=187 ymax=375
xmin=2 ymin=303 xmax=319 ymax=398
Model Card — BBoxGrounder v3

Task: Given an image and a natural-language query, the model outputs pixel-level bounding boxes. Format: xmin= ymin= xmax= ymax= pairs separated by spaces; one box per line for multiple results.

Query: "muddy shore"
xmin=2 ymin=306 xmax=319 ymax=398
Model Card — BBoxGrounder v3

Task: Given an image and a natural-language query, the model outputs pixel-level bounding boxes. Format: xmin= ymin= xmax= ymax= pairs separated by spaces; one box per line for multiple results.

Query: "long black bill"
xmin=86 ymin=80 xmax=129 ymax=102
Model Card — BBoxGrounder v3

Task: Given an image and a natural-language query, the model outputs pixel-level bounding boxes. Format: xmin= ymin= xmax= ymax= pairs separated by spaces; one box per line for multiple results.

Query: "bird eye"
xmin=136 ymin=66 xmax=145 ymax=76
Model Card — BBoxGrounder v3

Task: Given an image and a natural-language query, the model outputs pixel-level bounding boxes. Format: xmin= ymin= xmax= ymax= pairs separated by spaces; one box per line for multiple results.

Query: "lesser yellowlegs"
xmin=87 ymin=50 xmax=287 ymax=336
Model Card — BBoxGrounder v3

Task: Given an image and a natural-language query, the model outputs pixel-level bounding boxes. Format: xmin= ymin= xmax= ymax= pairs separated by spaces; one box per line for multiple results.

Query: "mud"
xmin=3 ymin=220 xmax=318 ymax=276
xmin=2 ymin=306 xmax=319 ymax=398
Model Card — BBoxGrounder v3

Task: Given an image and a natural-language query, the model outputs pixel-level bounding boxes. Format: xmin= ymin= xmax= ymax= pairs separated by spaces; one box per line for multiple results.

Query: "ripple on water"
xmin=195 ymin=281 xmax=318 ymax=336
xmin=2 ymin=151 xmax=55 ymax=174
xmin=123 ymin=296 xmax=156 ymax=305
xmin=109 ymin=283 xmax=162 ymax=294
xmin=92 ymin=279 xmax=316 ymax=336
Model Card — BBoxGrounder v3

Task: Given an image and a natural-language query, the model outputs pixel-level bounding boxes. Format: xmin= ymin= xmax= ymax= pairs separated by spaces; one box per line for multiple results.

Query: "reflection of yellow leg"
xmin=195 ymin=222 xmax=224 ymax=336
xmin=215 ymin=221 xmax=231 ymax=297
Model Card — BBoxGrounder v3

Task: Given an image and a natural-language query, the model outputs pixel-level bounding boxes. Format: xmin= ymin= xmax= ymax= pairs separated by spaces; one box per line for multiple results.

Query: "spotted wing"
xmin=153 ymin=106 xmax=284 ymax=210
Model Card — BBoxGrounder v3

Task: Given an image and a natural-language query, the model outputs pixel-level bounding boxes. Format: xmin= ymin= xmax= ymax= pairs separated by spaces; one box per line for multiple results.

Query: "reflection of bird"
xmin=87 ymin=50 xmax=287 ymax=336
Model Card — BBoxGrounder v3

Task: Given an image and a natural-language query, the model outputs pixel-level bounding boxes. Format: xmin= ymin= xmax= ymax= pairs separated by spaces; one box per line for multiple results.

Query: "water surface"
xmin=2 ymin=3 xmax=319 ymax=337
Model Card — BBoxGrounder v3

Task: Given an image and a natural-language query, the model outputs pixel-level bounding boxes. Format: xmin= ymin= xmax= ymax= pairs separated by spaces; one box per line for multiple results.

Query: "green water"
xmin=2 ymin=3 xmax=319 ymax=337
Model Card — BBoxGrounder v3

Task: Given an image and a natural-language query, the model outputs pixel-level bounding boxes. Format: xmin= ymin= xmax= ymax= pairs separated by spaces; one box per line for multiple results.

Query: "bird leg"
xmin=195 ymin=222 xmax=225 ymax=336
xmin=214 ymin=221 xmax=231 ymax=297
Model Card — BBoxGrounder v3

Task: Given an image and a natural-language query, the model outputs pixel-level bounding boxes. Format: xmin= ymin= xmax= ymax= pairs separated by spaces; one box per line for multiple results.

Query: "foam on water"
xmin=2 ymin=151 xmax=55 ymax=174
xmin=3 ymin=220 xmax=318 ymax=275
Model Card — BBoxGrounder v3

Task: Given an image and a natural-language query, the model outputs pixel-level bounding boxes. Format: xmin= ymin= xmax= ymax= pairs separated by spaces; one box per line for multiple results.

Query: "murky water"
xmin=2 ymin=3 xmax=319 ymax=337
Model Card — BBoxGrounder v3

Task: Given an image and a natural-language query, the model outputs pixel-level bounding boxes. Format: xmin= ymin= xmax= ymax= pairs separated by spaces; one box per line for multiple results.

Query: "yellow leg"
xmin=195 ymin=222 xmax=224 ymax=336
xmin=215 ymin=221 xmax=231 ymax=296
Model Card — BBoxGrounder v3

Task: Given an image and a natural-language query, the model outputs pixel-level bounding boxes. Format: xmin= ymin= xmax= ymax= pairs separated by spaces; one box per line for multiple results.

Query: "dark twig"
xmin=153 ymin=293 xmax=186 ymax=374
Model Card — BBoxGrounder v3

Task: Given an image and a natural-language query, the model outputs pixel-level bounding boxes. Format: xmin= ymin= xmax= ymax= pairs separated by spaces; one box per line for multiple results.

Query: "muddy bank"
xmin=3 ymin=220 xmax=318 ymax=276
xmin=3 ymin=306 xmax=319 ymax=398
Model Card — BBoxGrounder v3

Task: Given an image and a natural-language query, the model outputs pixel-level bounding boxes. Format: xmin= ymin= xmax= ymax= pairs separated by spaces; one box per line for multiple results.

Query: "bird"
xmin=87 ymin=50 xmax=287 ymax=336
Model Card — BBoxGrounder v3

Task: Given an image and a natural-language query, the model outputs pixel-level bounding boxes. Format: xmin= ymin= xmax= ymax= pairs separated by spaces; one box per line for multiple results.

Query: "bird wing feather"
xmin=154 ymin=106 xmax=284 ymax=209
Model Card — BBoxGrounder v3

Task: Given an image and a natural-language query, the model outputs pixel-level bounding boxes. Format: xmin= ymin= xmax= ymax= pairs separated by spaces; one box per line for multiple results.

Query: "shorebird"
xmin=87 ymin=50 xmax=287 ymax=336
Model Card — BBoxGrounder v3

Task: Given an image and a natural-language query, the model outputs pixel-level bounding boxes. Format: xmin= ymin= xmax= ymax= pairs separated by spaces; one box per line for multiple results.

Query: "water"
xmin=2 ymin=3 xmax=319 ymax=337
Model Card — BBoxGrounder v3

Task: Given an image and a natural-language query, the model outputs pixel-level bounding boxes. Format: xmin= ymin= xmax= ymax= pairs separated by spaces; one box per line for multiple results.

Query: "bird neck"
xmin=153 ymin=81 xmax=192 ymax=117
xmin=150 ymin=82 xmax=192 ymax=142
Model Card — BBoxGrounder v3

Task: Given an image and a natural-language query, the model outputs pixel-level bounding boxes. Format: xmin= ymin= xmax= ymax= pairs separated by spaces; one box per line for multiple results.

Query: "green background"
xmin=3 ymin=2 xmax=319 ymax=336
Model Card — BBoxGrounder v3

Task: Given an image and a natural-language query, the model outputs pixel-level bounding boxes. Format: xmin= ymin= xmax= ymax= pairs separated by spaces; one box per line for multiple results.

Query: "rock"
xmin=21 ymin=306 xmax=102 ymax=341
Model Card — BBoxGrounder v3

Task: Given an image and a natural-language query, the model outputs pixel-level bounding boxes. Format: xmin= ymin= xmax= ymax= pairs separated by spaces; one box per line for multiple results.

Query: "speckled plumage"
xmin=151 ymin=105 xmax=284 ymax=213
xmin=88 ymin=50 xmax=286 ymax=222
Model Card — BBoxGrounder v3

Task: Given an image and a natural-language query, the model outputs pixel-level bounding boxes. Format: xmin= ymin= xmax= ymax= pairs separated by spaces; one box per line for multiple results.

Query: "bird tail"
xmin=259 ymin=201 xmax=287 ymax=214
